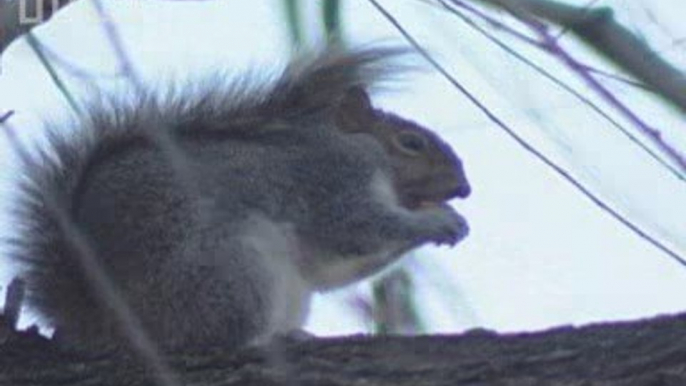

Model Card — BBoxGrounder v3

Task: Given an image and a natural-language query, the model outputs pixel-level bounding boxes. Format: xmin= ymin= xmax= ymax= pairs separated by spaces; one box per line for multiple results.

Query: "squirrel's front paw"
xmin=417 ymin=204 xmax=469 ymax=246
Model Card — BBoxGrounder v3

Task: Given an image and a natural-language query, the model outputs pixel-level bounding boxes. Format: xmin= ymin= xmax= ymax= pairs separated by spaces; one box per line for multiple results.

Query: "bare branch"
xmin=446 ymin=0 xmax=686 ymax=174
xmin=369 ymin=0 xmax=686 ymax=269
xmin=28 ymin=35 xmax=125 ymax=80
xmin=25 ymin=32 xmax=83 ymax=114
xmin=437 ymin=0 xmax=686 ymax=183
xmin=469 ymin=0 xmax=686 ymax=113
xmin=4 ymin=311 xmax=686 ymax=385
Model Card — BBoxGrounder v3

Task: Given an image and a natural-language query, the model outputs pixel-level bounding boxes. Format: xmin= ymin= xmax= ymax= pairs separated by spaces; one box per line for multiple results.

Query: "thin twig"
xmin=90 ymin=0 xmax=206 ymax=208
xmin=447 ymin=0 xmax=686 ymax=177
xmin=284 ymin=0 xmax=304 ymax=46
xmin=466 ymin=0 xmax=686 ymax=113
xmin=25 ymin=32 xmax=83 ymax=116
xmin=445 ymin=0 xmax=670 ymax=95
xmin=0 ymin=110 xmax=14 ymax=123
xmin=530 ymin=15 xmax=686 ymax=172
xmin=436 ymin=0 xmax=685 ymax=183
xmin=30 ymin=37 xmax=125 ymax=80
xmin=583 ymin=65 xmax=654 ymax=92
xmin=368 ymin=0 xmax=686 ymax=268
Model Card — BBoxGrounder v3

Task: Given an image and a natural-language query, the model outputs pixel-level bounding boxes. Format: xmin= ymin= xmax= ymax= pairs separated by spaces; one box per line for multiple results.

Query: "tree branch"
xmin=3 ymin=309 xmax=686 ymax=385
xmin=468 ymin=0 xmax=686 ymax=113
xmin=369 ymin=0 xmax=686 ymax=270
xmin=437 ymin=0 xmax=686 ymax=183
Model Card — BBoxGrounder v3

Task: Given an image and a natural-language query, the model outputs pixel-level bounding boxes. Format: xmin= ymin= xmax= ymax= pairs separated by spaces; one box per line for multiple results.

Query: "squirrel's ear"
xmin=335 ymin=86 xmax=376 ymax=133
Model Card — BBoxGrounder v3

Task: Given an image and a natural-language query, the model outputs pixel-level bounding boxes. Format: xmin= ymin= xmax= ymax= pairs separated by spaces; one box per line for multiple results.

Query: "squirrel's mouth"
xmin=401 ymin=184 xmax=469 ymax=211
xmin=399 ymin=178 xmax=470 ymax=211
xmin=402 ymin=192 xmax=451 ymax=211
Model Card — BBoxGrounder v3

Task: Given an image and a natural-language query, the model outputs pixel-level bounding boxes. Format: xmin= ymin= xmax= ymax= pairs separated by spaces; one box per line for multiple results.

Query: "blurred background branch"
xmin=467 ymin=0 xmax=686 ymax=113
xmin=441 ymin=0 xmax=686 ymax=176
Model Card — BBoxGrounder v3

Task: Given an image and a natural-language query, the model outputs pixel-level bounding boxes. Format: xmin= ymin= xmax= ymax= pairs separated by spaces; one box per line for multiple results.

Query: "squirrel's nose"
xmin=449 ymin=158 xmax=471 ymax=199
xmin=442 ymin=179 xmax=471 ymax=200
xmin=453 ymin=182 xmax=471 ymax=199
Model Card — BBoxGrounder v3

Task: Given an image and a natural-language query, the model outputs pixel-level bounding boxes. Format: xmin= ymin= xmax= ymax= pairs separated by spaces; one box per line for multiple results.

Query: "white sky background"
xmin=0 ymin=0 xmax=685 ymax=336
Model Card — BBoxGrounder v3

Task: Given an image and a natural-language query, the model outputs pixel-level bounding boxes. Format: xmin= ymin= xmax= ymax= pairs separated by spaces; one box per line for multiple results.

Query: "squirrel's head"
xmin=335 ymin=87 xmax=471 ymax=210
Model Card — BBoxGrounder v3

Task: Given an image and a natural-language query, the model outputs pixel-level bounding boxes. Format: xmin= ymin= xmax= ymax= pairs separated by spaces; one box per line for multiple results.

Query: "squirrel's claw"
xmin=418 ymin=203 xmax=469 ymax=247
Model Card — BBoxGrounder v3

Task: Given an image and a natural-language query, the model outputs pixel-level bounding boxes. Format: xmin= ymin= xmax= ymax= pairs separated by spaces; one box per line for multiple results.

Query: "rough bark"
xmin=2 ymin=311 xmax=686 ymax=386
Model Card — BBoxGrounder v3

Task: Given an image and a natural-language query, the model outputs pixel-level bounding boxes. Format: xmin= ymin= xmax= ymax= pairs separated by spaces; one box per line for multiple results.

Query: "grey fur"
xmin=8 ymin=46 xmax=470 ymax=353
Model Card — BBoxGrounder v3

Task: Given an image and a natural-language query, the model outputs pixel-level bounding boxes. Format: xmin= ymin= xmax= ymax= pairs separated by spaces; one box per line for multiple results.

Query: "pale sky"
xmin=1 ymin=0 xmax=685 ymax=336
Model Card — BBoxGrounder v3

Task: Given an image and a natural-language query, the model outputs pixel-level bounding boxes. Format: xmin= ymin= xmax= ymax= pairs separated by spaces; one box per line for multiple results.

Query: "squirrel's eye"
xmin=395 ymin=131 xmax=428 ymax=155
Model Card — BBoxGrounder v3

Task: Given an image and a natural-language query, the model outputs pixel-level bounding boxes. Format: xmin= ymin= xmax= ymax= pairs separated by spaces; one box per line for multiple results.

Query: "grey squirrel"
xmin=9 ymin=46 xmax=471 ymax=353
